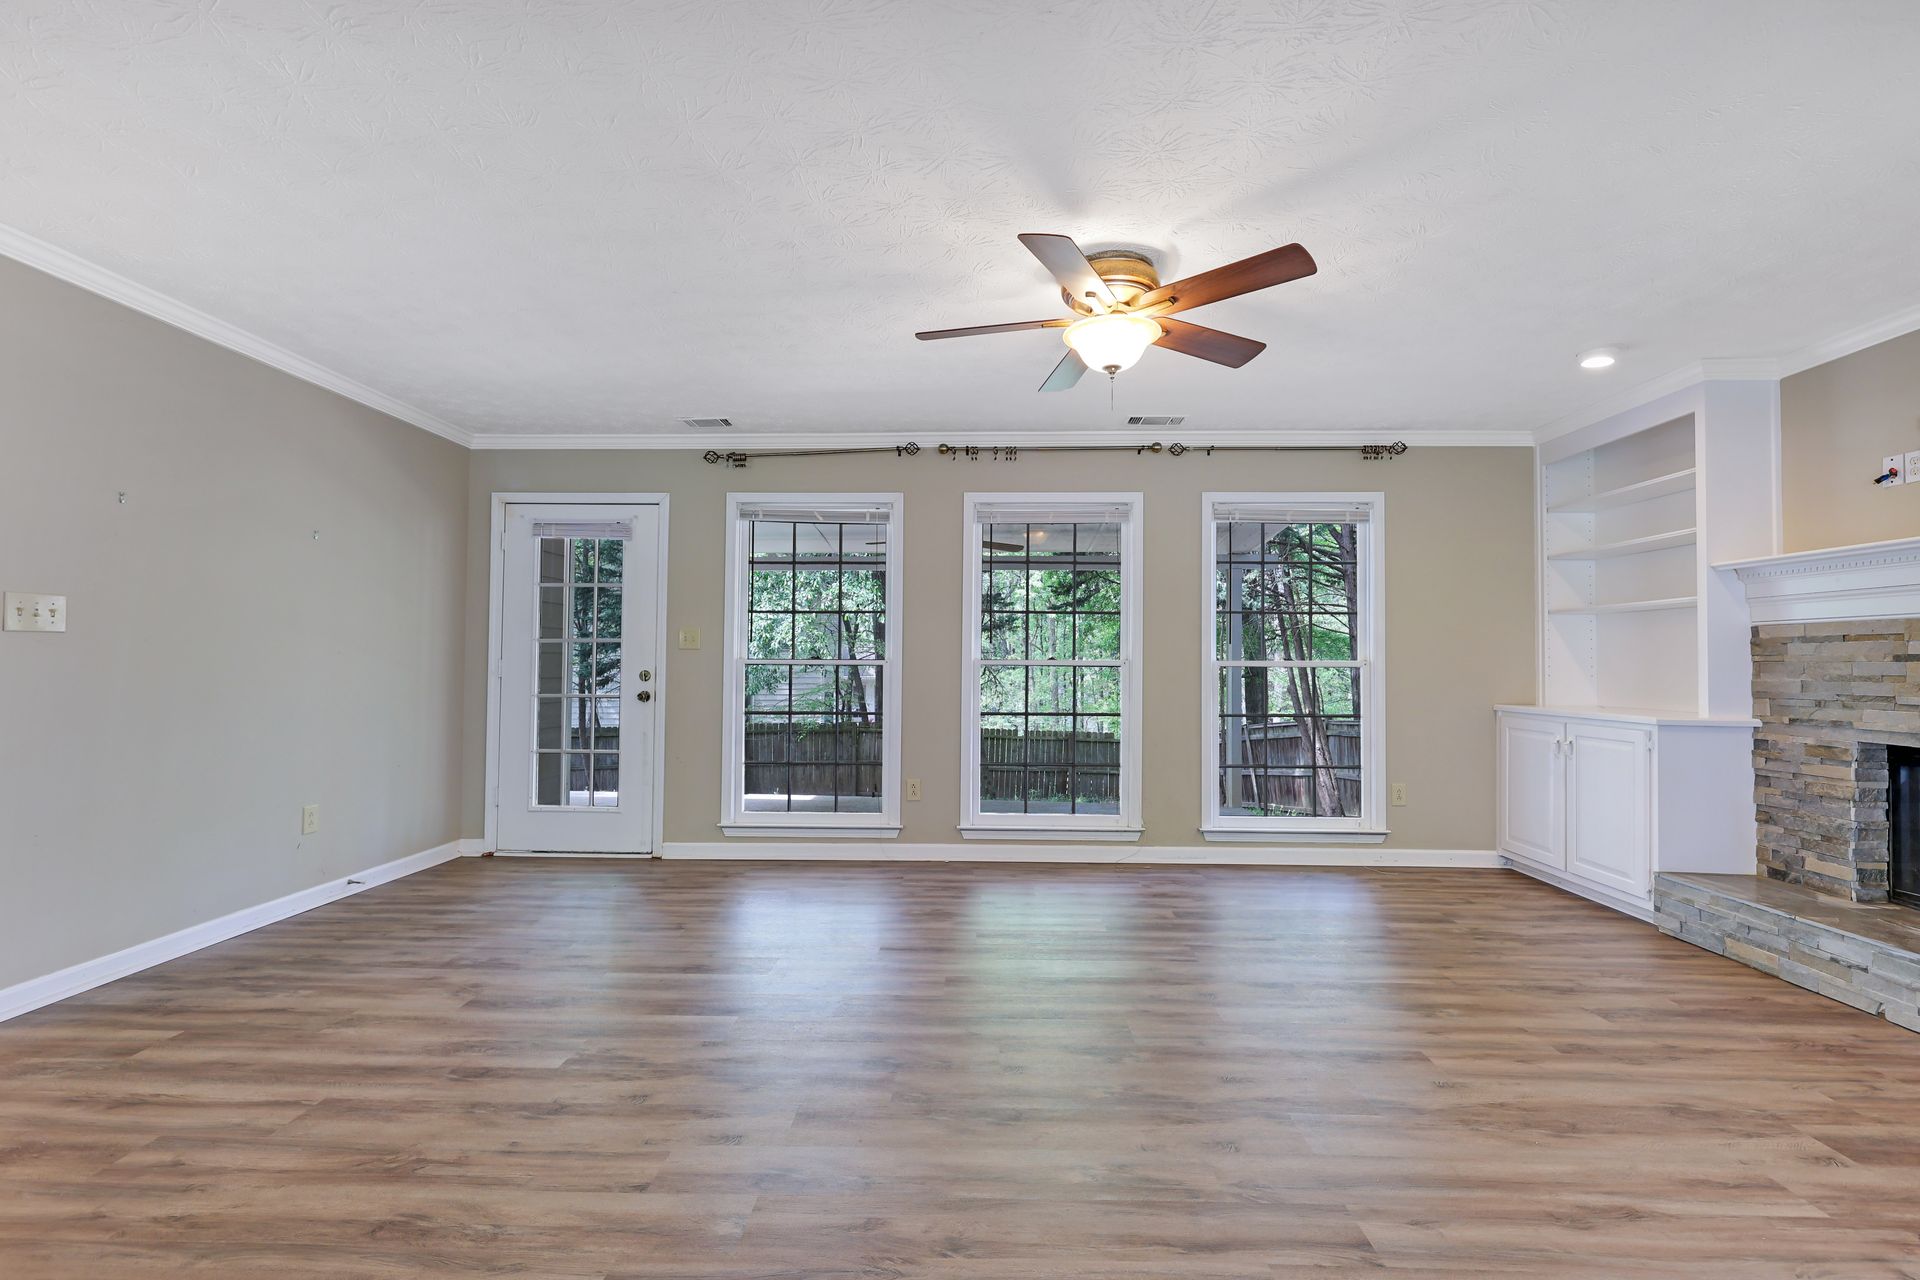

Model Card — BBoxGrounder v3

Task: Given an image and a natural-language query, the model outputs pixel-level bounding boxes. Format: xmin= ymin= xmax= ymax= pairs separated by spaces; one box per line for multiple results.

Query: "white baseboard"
xmin=456 ymin=838 xmax=492 ymax=856
xmin=0 ymin=839 xmax=465 ymax=1025
xmin=660 ymin=841 xmax=1502 ymax=867
xmin=1500 ymin=855 xmax=1655 ymax=922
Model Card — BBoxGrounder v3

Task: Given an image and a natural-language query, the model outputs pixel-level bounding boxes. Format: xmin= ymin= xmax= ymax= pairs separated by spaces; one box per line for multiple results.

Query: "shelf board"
xmin=1549 ymin=596 xmax=1699 ymax=616
xmin=1547 ymin=528 xmax=1697 ymax=561
xmin=1548 ymin=469 xmax=1697 ymax=514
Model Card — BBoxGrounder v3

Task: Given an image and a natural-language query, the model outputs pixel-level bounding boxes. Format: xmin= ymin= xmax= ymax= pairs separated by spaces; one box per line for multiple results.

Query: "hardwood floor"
xmin=5 ymin=859 xmax=1920 ymax=1278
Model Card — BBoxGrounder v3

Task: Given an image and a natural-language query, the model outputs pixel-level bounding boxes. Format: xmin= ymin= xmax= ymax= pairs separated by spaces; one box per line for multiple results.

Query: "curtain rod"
xmin=702 ymin=441 xmax=1409 ymax=468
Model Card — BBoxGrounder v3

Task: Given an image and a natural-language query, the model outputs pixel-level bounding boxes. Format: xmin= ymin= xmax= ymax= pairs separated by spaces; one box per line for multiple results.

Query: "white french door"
xmin=497 ymin=503 xmax=661 ymax=853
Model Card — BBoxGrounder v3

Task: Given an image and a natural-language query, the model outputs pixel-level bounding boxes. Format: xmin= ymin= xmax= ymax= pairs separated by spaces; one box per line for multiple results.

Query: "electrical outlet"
xmin=906 ymin=778 xmax=922 ymax=801
xmin=1390 ymin=782 xmax=1408 ymax=806
xmin=1885 ymin=455 xmax=1906 ymax=486
xmin=677 ymin=627 xmax=701 ymax=649
xmin=301 ymin=804 xmax=320 ymax=835
xmin=1903 ymin=451 xmax=1920 ymax=485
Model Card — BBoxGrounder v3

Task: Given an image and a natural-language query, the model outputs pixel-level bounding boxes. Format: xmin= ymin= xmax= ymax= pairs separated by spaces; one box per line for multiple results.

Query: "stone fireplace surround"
xmin=1751 ymin=620 xmax=1918 ymax=903
xmin=1653 ymin=536 xmax=1920 ymax=1034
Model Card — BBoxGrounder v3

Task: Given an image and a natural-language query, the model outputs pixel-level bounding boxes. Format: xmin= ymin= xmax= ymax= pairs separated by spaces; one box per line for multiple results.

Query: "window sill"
xmin=958 ymin=825 xmax=1144 ymax=843
xmin=1199 ymin=827 xmax=1388 ymax=845
xmin=719 ymin=823 xmax=900 ymax=840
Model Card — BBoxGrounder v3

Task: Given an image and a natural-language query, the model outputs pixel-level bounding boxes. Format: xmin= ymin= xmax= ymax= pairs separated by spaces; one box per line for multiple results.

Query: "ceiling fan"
xmin=916 ymin=234 xmax=1316 ymax=391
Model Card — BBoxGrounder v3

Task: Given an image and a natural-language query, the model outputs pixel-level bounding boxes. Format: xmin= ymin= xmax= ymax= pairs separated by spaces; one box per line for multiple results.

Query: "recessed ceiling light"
xmin=1577 ymin=348 xmax=1619 ymax=370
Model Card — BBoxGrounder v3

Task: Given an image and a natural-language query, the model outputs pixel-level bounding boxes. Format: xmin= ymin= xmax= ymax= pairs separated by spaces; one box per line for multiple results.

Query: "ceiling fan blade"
xmin=916 ymin=319 xmax=1070 ymax=340
xmin=1152 ymin=317 xmax=1267 ymax=368
xmin=1018 ymin=233 xmax=1117 ymax=311
xmin=1038 ymin=349 xmax=1089 ymax=392
xmin=1130 ymin=243 xmax=1316 ymax=316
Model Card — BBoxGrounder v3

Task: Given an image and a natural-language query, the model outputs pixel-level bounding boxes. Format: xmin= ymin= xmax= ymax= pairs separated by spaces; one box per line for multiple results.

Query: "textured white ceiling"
xmin=3 ymin=1 xmax=1919 ymax=441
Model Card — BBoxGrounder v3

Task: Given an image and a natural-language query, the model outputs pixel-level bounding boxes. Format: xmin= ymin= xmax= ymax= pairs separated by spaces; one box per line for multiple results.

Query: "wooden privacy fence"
xmin=981 ymin=726 xmax=1120 ymax=803
xmin=1218 ymin=721 xmax=1361 ymax=814
xmin=745 ymin=722 xmax=883 ymax=796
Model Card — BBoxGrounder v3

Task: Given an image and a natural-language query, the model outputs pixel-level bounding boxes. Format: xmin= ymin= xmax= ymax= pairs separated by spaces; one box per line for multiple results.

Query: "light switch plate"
xmin=677 ymin=628 xmax=701 ymax=650
xmin=3 ymin=592 xmax=66 ymax=632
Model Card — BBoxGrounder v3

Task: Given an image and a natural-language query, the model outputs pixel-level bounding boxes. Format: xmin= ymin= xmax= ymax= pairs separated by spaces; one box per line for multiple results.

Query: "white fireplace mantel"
xmin=1718 ymin=535 xmax=1920 ymax=625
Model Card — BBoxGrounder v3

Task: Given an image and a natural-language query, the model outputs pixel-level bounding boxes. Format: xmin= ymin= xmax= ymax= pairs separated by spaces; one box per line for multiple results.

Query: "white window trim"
xmin=1199 ymin=492 xmax=1387 ymax=844
xmin=959 ymin=492 xmax=1145 ymax=842
xmin=719 ymin=492 xmax=904 ymax=838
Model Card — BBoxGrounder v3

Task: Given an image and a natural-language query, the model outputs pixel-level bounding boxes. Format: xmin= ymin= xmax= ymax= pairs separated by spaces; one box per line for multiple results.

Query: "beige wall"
xmin=1782 ymin=327 xmax=1920 ymax=552
xmin=0 ymin=258 xmax=470 ymax=990
xmin=464 ymin=446 xmax=1535 ymax=850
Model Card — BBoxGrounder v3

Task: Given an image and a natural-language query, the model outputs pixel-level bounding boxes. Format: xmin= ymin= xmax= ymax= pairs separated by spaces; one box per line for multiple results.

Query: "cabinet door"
xmin=1567 ymin=722 xmax=1653 ymax=895
xmin=1499 ymin=715 xmax=1565 ymax=868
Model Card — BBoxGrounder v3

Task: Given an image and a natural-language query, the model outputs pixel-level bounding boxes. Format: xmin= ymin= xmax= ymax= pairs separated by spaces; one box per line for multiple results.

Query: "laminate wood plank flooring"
xmin=4 ymin=858 xmax=1920 ymax=1278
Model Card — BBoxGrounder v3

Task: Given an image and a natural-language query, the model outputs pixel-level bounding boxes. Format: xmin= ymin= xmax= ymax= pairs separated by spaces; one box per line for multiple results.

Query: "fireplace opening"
xmin=1890 ymin=745 xmax=1920 ymax=908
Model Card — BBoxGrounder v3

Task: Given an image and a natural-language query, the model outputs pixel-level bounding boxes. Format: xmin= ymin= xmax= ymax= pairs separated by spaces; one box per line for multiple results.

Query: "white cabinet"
xmin=1498 ymin=714 xmax=1565 ymax=868
xmin=1565 ymin=722 xmax=1652 ymax=895
xmin=1496 ymin=707 xmax=1754 ymax=914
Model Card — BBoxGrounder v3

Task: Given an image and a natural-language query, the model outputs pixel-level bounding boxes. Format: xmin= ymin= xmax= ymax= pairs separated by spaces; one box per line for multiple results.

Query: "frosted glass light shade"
xmin=1063 ymin=313 xmax=1163 ymax=374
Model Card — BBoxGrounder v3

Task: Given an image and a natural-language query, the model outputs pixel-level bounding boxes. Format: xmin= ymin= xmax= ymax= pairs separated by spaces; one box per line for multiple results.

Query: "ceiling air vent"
xmin=680 ymin=417 xmax=733 ymax=430
xmin=1126 ymin=415 xmax=1185 ymax=427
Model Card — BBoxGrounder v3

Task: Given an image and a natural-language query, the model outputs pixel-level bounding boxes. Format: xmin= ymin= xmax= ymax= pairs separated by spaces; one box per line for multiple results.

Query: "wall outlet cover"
xmin=301 ymin=804 xmax=320 ymax=835
xmin=1390 ymin=782 xmax=1408 ymax=806
xmin=1903 ymin=451 xmax=1920 ymax=484
xmin=1886 ymin=455 xmax=1906 ymax=486
xmin=906 ymin=778 xmax=923 ymax=801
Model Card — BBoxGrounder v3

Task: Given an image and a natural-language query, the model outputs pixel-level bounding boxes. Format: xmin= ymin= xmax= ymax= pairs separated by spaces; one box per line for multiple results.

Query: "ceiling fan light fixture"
xmin=1063 ymin=312 xmax=1163 ymax=374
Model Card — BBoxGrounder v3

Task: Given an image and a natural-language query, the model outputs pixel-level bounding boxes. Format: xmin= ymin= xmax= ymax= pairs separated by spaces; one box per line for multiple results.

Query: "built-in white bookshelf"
xmin=1541 ymin=414 xmax=1703 ymax=711
xmin=1533 ymin=379 xmax=1779 ymax=719
xmin=1504 ymin=379 xmax=1779 ymax=917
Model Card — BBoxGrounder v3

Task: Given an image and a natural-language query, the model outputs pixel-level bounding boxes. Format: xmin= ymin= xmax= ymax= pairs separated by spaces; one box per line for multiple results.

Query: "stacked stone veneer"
xmin=1655 ymin=876 xmax=1920 ymax=1033
xmin=1751 ymin=619 xmax=1920 ymax=902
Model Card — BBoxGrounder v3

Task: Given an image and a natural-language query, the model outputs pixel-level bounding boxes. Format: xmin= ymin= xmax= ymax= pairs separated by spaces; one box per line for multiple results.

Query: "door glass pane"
xmin=538 ymin=586 xmax=566 ymax=639
xmin=591 ymin=754 xmax=620 ymax=806
xmin=536 ymin=698 xmax=565 ymax=751
xmin=527 ymin=534 xmax=633 ymax=810
xmin=564 ymin=752 xmax=591 ymax=806
xmin=536 ymin=752 xmax=563 ymax=805
xmin=596 ymin=540 xmax=624 ymax=582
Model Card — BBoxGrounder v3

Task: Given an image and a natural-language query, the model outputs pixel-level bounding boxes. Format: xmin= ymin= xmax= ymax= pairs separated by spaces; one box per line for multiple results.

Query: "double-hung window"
xmin=722 ymin=494 xmax=903 ymax=837
xmin=1202 ymin=493 xmax=1385 ymax=842
xmin=961 ymin=493 xmax=1143 ymax=840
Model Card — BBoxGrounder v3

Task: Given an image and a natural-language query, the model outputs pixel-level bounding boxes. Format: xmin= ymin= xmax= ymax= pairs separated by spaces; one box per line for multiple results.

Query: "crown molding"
xmin=1773 ymin=299 xmax=1920 ymax=378
xmin=468 ymin=427 xmax=1534 ymax=451
xmin=1532 ymin=358 xmax=1789 ymax=445
xmin=0 ymin=221 xmax=475 ymax=448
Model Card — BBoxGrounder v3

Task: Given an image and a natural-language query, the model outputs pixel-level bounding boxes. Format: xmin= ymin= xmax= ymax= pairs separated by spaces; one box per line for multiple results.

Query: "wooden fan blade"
xmin=1153 ymin=317 xmax=1266 ymax=368
xmin=1018 ymin=233 xmax=1117 ymax=311
xmin=916 ymin=319 xmax=1070 ymax=340
xmin=1039 ymin=349 xmax=1089 ymax=392
xmin=1131 ymin=243 xmax=1315 ymax=316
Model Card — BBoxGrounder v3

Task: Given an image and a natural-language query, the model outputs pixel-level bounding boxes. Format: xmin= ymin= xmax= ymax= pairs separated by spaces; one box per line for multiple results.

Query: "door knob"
xmin=636 ymin=690 xmax=652 ymax=702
